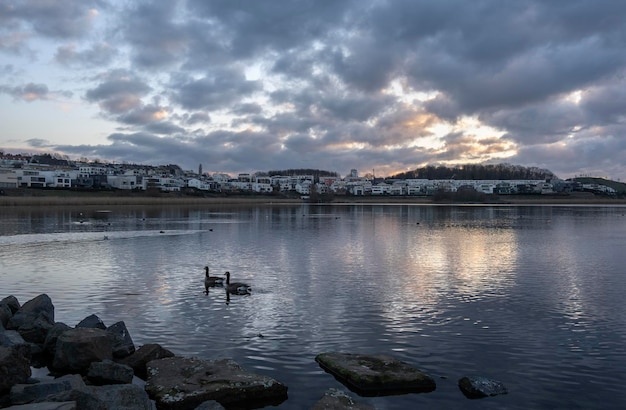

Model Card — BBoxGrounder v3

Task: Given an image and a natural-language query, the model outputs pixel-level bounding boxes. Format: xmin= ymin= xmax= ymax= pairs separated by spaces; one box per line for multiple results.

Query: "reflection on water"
xmin=1 ymin=204 xmax=626 ymax=409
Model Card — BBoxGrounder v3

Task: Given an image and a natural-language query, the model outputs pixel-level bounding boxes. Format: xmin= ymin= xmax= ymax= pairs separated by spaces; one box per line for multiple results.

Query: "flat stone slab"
xmin=145 ymin=356 xmax=288 ymax=409
xmin=311 ymin=388 xmax=375 ymax=410
xmin=315 ymin=352 xmax=436 ymax=396
xmin=458 ymin=376 xmax=508 ymax=399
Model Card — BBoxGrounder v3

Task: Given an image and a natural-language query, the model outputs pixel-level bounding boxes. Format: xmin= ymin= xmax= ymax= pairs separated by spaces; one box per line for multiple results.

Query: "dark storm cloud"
xmin=0 ymin=0 xmax=103 ymax=40
xmin=186 ymin=0 xmax=356 ymax=58
xmin=581 ymin=84 xmax=626 ymax=125
xmin=232 ymin=103 xmax=263 ymax=116
xmin=144 ymin=122 xmax=186 ymax=135
xmin=85 ymin=70 xmax=152 ymax=114
xmin=512 ymin=131 xmax=626 ymax=180
xmin=121 ymin=1 xmax=189 ymax=69
xmin=117 ymin=105 xmax=167 ymax=126
xmin=170 ymin=69 xmax=261 ymax=110
xmin=317 ymin=93 xmax=394 ymax=123
xmin=0 ymin=82 xmax=49 ymax=102
xmin=5 ymin=0 xmax=626 ymax=179
xmin=483 ymin=100 xmax=585 ymax=145
xmin=26 ymin=138 xmax=51 ymax=148
xmin=55 ymin=43 xmax=118 ymax=68
xmin=184 ymin=112 xmax=211 ymax=125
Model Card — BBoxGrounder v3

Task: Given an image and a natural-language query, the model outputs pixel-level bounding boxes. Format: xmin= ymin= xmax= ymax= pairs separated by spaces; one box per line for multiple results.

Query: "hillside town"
xmin=0 ymin=152 xmax=619 ymax=197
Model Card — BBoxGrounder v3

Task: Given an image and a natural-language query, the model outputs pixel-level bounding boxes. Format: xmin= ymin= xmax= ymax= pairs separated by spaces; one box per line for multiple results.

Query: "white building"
xmin=253 ymin=176 xmax=273 ymax=193
xmin=187 ymin=178 xmax=212 ymax=191
xmin=0 ymin=168 xmax=18 ymax=188
xmin=144 ymin=177 xmax=183 ymax=191
xmin=371 ymin=182 xmax=392 ymax=195
xmin=78 ymin=165 xmax=109 ymax=177
xmin=107 ymin=175 xmax=141 ymax=190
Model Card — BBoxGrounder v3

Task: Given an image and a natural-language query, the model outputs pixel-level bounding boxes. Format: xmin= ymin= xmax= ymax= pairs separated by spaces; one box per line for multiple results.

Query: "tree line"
xmin=390 ymin=163 xmax=555 ymax=180
xmin=263 ymin=169 xmax=340 ymax=178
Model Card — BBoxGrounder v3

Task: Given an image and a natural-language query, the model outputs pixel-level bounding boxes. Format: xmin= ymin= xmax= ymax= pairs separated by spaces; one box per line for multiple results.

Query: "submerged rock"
xmin=315 ymin=352 xmax=436 ymax=396
xmin=145 ymin=356 xmax=288 ymax=409
xmin=311 ymin=388 xmax=375 ymax=410
xmin=458 ymin=376 xmax=508 ymax=399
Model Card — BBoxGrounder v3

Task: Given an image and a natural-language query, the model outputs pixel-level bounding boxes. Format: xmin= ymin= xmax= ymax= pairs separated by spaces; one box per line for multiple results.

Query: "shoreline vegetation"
xmin=1 ymin=189 xmax=625 ymax=207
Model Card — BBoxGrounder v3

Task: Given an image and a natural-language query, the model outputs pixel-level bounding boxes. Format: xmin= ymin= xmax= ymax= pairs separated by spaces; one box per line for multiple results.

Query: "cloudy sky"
xmin=1 ymin=0 xmax=625 ymax=180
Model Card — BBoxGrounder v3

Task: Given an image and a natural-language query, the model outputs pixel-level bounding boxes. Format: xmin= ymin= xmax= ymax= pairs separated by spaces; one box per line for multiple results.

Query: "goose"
xmin=204 ymin=266 xmax=224 ymax=291
xmin=224 ymin=271 xmax=252 ymax=295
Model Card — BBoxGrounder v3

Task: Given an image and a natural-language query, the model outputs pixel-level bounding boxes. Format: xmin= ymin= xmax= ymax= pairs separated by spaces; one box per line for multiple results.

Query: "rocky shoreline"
xmin=0 ymin=294 xmax=510 ymax=409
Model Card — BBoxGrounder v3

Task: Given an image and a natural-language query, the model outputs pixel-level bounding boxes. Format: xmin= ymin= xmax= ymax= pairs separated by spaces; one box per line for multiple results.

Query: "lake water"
xmin=1 ymin=203 xmax=625 ymax=409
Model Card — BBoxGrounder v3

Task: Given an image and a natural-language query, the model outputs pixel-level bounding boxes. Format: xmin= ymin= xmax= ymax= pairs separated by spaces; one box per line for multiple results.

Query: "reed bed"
xmin=0 ymin=195 xmax=301 ymax=207
xmin=0 ymin=192 xmax=623 ymax=207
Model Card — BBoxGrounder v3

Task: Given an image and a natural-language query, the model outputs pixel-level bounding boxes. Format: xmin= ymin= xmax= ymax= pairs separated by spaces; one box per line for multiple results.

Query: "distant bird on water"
xmin=224 ymin=271 xmax=252 ymax=295
xmin=204 ymin=266 xmax=224 ymax=293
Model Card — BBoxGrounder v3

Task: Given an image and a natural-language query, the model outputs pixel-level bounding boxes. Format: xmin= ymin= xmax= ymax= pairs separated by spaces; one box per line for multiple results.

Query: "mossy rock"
xmin=315 ymin=352 xmax=436 ymax=396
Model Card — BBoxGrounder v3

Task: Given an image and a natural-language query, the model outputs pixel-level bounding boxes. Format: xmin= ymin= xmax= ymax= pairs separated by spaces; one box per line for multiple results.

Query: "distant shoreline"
xmin=1 ymin=190 xmax=625 ymax=207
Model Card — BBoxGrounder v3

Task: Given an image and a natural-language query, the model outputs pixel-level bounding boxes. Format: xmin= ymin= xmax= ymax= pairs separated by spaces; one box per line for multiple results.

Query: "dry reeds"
xmin=0 ymin=196 xmax=301 ymax=207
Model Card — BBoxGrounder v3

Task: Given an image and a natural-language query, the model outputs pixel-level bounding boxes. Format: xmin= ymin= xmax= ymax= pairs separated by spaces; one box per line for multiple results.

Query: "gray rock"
xmin=7 ymin=295 xmax=55 ymax=345
xmin=75 ymin=314 xmax=106 ymax=330
xmin=3 ymin=402 xmax=77 ymax=409
xmin=43 ymin=323 xmax=71 ymax=357
xmin=0 ymin=296 xmax=21 ymax=314
xmin=0 ymin=330 xmax=31 ymax=359
xmin=315 ymin=352 xmax=436 ymax=396
xmin=193 ymin=401 xmax=226 ymax=410
xmin=0 ymin=304 xmax=12 ymax=328
xmin=0 ymin=347 xmax=31 ymax=395
xmin=145 ymin=356 xmax=288 ymax=410
xmin=118 ymin=343 xmax=174 ymax=380
xmin=52 ymin=328 xmax=113 ymax=374
xmin=106 ymin=321 xmax=135 ymax=359
xmin=7 ymin=295 xmax=54 ymax=329
xmin=458 ymin=376 xmax=508 ymax=399
xmin=10 ymin=374 xmax=86 ymax=405
xmin=87 ymin=360 xmax=134 ymax=385
xmin=311 ymin=388 xmax=375 ymax=410
xmin=15 ymin=313 xmax=55 ymax=345
xmin=87 ymin=384 xmax=152 ymax=410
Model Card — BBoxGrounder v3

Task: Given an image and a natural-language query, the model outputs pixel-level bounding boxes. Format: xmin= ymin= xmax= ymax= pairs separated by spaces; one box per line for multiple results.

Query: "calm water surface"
xmin=1 ymin=204 xmax=625 ymax=409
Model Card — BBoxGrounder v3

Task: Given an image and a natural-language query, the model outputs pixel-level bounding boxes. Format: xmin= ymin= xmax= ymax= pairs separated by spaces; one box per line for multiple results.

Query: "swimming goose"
xmin=204 ymin=266 xmax=225 ymax=291
xmin=224 ymin=271 xmax=252 ymax=295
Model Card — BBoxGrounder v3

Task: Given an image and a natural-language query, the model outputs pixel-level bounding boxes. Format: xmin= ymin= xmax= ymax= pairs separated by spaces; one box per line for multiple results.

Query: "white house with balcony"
xmin=253 ymin=176 xmax=273 ymax=193
xmin=0 ymin=168 xmax=18 ymax=188
xmin=107 ymin=175 xmax=141 ymax=190
xmin=187 ymin=178 xmax=212 ymax=191
xmin=48 ymin=171 xmax=74 ymax=188
xmin=78 ymin=165 xmax=109 ymax=177
xmin=16 ymin=169 xmax=46 ymax=188
xmin=295 ymin=180 xmax=312 ymax=195
xmin=144 ymin=176 xmax=183 ymax=191
xmin=371 ymin=182 xmax=392 ymax=195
